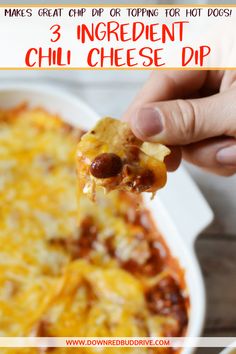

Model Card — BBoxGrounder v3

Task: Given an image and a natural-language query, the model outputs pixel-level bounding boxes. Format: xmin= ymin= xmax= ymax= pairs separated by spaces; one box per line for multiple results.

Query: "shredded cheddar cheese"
xmin=0 ymin=106 xmax=187 ymax=354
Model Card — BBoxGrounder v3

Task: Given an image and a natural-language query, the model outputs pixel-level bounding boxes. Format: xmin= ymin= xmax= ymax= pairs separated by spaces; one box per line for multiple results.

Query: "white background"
xmin=0 ymin=5 xmax=235 ymax=68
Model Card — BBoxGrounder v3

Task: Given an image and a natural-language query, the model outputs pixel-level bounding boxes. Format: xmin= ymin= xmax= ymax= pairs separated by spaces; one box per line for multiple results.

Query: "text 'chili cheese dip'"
xmin=0 ymin=106 xmax=188 ymax=354
xmin=76 ymin=117 xmax=170 ymax=200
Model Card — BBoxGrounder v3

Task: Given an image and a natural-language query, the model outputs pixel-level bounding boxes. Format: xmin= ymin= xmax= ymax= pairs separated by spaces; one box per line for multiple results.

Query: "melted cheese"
xmin=0 ymin=106 xmax=185 ymax=354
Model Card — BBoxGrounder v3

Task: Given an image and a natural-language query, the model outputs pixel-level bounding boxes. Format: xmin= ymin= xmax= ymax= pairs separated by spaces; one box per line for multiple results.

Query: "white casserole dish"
xmin=0 ymin=82 xmax=214 ymax=354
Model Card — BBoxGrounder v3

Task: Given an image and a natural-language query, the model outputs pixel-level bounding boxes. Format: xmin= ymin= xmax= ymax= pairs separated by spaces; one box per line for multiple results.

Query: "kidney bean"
xmin=90 ymin=153 xmax=123 ymax=178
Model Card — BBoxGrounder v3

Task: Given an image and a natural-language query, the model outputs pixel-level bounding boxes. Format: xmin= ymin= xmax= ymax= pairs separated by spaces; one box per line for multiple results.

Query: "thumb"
xmin=130 ymin=89 xmax=236 ymax=145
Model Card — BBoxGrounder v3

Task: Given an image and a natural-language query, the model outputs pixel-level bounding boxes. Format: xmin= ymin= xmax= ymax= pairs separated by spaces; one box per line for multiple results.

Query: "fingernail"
xmin=135 ymin=107 xmax=163 ymax=138
xmin=216 ymin=145 xmax=236 ymax=166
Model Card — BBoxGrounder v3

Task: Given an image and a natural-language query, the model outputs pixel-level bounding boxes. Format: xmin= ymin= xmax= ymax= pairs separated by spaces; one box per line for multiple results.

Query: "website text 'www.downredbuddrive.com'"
xmin=65 ymin=338 xmax=170 ymax=347
xmin=0 ymin=337 xmax=235 ymax=348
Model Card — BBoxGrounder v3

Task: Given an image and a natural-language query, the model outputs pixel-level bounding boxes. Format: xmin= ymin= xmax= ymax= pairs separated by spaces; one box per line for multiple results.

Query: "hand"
xmin=123 ymin=70 xmax=236 ymax=176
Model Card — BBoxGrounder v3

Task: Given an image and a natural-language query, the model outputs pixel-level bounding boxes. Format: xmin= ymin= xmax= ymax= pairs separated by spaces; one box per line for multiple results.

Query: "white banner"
xmin=0 ymin=5 xmax=235 ymax=69
xmin=0 ymin=337 xmax=235 ymax=348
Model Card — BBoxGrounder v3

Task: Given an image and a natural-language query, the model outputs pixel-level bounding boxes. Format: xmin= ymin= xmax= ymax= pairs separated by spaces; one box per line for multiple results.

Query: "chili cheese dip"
xmin=76 ymin=117 xmax=170 ymax=200
xmin=0 ymin=106 xmax=188 ymax=354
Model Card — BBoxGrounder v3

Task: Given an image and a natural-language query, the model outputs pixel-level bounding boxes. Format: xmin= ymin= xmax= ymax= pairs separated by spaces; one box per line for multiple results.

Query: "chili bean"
xmin=90 ymin=153 xmax=123 ymax=178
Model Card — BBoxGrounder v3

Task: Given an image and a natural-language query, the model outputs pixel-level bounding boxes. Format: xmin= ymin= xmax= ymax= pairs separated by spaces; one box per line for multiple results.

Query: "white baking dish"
xmin=0 ymin=82 xmax=214 ymax=353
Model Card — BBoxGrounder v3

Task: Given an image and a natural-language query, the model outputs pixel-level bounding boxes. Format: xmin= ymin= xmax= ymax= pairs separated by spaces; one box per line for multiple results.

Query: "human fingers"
xmin=182 ymin=137 xmax=236 ymax=176
xmin=129 ymin=88 xmax=236 ymax=146
xmin=123 ymin=70 xmax=207 ymax=121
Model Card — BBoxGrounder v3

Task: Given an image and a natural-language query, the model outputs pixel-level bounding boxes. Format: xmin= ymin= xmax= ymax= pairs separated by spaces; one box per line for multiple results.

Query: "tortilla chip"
xmin=76 ymin=117 xmax=170 ymax=200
